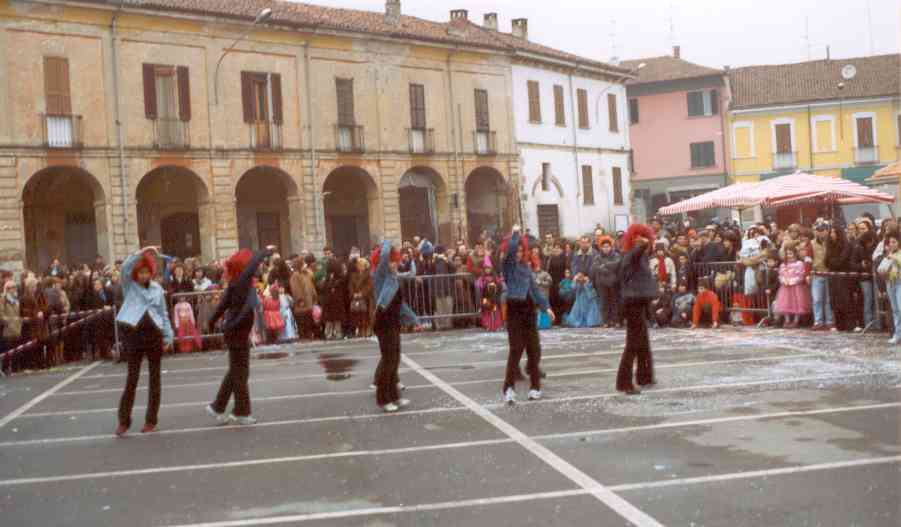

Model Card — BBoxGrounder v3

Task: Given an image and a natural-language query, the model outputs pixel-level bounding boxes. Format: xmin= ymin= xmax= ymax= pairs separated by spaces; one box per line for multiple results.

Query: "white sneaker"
xmin=504 ymin=388 xmax=517 ymax=405
xmin=369 ymin=383 xmax=377 ymax=390
xmin=528 ymin=390 xmax=542 ymax=401
xmin=397 ymin=398 xmax=411 ymax=408
xmin=206 ymin=404 xmax=229 ymax=424
xmin=889 ymin=337 xmax=900 ymax=345
xmin=398 ymin=382 xmax=406 ymax=391
xmin=853 ymin=326 xmax=864 ymax=333
xmin=229 ymin=414 xmax=257 ymax=425
xmin=383 ymin=402 xmax=399 ymax=412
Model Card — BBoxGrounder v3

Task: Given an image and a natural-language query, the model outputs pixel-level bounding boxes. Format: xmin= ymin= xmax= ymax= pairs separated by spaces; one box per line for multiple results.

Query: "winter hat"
xmin=420 ymin=240 xmax=435 ymax=257
xmin=224 ymin=249 xmax=253 ymax=282
xmin=131 ymin=250 xmax=157 ymax=281
xmin=598 ymin=236 xmax=614 ymax=247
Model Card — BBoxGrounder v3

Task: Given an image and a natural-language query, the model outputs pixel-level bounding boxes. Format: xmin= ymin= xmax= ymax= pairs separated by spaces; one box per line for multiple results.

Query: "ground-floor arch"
xmin=22 ymin=167 xmax=109 ymax=271
xmin=236 ymin=167 xmax=301 ymax=254
xmin=322 ymin=166 xmax=380 ymax=256
xmin=136 ymin=166 xmax=211 ymax=260
xmin=465 ymin=166 xmax=509 ymax=244
xmin=398 ymin=167 xmax=449 ymax=244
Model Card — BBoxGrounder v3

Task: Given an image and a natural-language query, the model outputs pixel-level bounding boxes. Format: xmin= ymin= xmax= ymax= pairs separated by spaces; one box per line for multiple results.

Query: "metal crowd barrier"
xmin=399 ymin=273 xmax=480 ymax=328
xmin=813 ymin=267 xmax=887 ymax=335
xmin=167 ymin=290 xmax=226 ymax=351
xmin=692 ymin=261 xmax=773 ymax=326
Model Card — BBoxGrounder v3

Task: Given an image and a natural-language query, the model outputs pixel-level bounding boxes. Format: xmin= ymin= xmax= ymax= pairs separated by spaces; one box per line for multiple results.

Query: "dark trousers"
xmin=600 ymin=286 xmax=621 ymax=325
xmin=212 ymin=344 xmax=251 ymax=416
xmin=374 ymin=323 xmax=401 ymax=406
xmin=118 ymin=346 xmax=162 ymax=427
xmin=616 ymin=300 xmax=655 ymax=391
xmin=503 ymin=299 xmax=541 ymax=392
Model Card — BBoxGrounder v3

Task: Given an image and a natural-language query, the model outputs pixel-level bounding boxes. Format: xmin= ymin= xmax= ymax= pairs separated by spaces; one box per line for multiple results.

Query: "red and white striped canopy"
xmin=658 ymin=171 xmax=894 ymax=215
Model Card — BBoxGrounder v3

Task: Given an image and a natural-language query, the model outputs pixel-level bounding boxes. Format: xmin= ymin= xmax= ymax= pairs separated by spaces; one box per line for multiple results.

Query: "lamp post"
xmin=595 ymin=62 xmax=645 ymax=124
xmin=214 ymin=7 xmax=272 ymax=105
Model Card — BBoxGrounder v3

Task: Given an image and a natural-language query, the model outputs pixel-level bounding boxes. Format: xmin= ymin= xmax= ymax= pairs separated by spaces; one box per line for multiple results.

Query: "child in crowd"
xmin=671 ymin=281 xmax=695 ymax=328
xmin=691 ymin=278 xmax=721 ymax=329
xmin=261 ymin=284 xmax=284 ymax=344
xmin=651 ymin=282 xmax=673 ymax=328
xmin=480 ymin=271 xmax=504 ymax=332
xmin=558 ymin=269 xmax=575 ymax=318
xmin=533 ymin=262 xmax=553 ymax=330
xmin=774 ymin=247 xmax=811 ymax=329
xmin=761 ymin=252 xmax=782 ymax=326
xmin=649 ymin=243 xmax=677 ymax=290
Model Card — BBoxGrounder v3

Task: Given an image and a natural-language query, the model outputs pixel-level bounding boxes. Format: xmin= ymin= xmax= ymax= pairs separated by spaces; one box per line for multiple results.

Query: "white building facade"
xmin=512 ymin=61 xmax=634 ymax=239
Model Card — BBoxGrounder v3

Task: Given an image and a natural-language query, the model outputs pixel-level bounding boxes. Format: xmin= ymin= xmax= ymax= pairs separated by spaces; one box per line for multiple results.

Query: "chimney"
xmin=512 ymin=18 xmax=528 ymax=40
xmin=483 ymin=12 xmax=498 ymax=31
xmin=450 ymin=9 xmax=468 ymax=21
xmin=385 ymin=0 xmax=400 ymax=26
xmin=673 ymin=45 xmax=681 ymax=59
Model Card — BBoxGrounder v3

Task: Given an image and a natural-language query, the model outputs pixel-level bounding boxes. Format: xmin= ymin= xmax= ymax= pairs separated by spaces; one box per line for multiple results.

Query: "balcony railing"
xmin=408 ymin=128 xmax=435 ymax=154
xmin=336 ymin=124 xmax=365 ymax=153
xmin=474 ymin=130 xmax=497 ymax=155
xmin=772 ymin=151 xmax=797 ymax=171
xmin=41 ymin=113 xmax=83 ymax=148
xmin=854 ymin=146 xmax=879 ymax=165
xmin=153 ymin=117 xmax=190 ymax=149
xmin=249 ymin=120 xmax=283 ymax=151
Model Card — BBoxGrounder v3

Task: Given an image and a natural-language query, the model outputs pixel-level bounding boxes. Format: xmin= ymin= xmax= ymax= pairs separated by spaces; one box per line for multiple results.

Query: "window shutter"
xmin=607 ymin=93 xmax=618 ymax=132
xmin=541 ymin=163 xmax=550 ymax=192
xmin=336 ymin=78 xmax=355 ymax=126
xmin=241 ymin=71 xmax=255 ymax=123
xmin=857 ymin=118 xmax=874 ymax=147
xmin=612 ymin=167 xmax=624 ymax=205
xmin=582 ymin=165 xmax=594 ymax=205
xmin=577 ymin=89 xmax=588 ymax=128
xmin=690 ymin=143 xmax=700 ymax=167
xmin=176 ymin=66 xmax=191 ymax=121
xmin=629 ymin=98 xmax=639 ymax=125
xmin=687 ymin=91 xmax=703 ymax=117
xmin=409 ymin=84 xmax=426 ymax=129
xmin=143 ymin=63 xmax=158 ymax=119
xmin=527 ymin=80 xmax=541 ymax=122
xmin=553 ymin=85 xmax=565 ymax=126
xmin=704 ymin=142 xmax=715 ymax=166
xmin=775 ymin=124 xmax=792 ymax=153
xmin=475 ymin=89 xmax=490 ymax=131
xmin=710 ymin=89 xmax=719 ymax=115
xmin=43 ymin=57 xmax=71 ymax=115
xmin=271 ymin=73 xmax=283 ymax=124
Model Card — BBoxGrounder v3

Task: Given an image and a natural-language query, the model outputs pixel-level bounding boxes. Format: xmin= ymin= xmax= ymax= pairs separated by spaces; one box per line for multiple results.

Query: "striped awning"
xmin=658 ymin=171 xmax=894 ymax=215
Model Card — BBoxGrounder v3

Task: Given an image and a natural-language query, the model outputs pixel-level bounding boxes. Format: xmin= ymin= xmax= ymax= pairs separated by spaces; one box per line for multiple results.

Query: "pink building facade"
xmin=622 ymin=49 xmax=729 ymax=224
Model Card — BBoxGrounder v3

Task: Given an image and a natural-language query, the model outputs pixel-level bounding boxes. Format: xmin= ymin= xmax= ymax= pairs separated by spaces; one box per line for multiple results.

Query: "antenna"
xmin=609 ymin=18 xmax=618 ymax=61
xmin=667 ymin=0 xmax=676 ymax=47
xmin=866 ymin=0 xmax=875 ymax=55
xmin=804 ymin=16 xmax=811 ymax=60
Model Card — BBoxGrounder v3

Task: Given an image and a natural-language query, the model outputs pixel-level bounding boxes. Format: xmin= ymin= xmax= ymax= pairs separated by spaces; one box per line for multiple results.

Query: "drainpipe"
xmin=446 ymin=47 xmax=462 ymax=239
xmin=567 ymin=67 xmax=583 ymax=233
xmin=110 ymin=1 xmax=129 ymax=253
xmin=807 ymin=104 xmax=814 ymax=172
xmin=303 ymin=41 xmax=318 ymax=251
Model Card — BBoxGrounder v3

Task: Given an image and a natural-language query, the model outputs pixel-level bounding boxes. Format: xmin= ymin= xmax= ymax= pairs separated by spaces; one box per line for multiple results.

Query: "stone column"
xmin=379 ymin=161 xmax=400 ymax=243
xmin=0 ymin=157 xmax=23 ymax=272
xmin=211 ymin=159 xmax=237 ymax=259
xmin=287 ymin=195 xmax=304 ymax=255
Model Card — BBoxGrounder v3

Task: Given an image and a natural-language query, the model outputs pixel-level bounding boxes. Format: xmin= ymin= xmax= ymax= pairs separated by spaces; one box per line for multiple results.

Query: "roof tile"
xmin=620 ymin=55 xmax=722 ymax=85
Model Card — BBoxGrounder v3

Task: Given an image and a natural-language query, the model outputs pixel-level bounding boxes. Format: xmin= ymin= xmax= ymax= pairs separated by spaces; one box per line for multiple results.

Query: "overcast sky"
xmin=301 ymin=0 xmax=900 ymax=68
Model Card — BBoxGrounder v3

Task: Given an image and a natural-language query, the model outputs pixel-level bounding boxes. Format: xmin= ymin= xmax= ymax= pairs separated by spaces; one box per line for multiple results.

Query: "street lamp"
xmin=214 ymin=7 xmax=273 ymax=105
xmin=595 ymin=62 xmax=645 ymax=123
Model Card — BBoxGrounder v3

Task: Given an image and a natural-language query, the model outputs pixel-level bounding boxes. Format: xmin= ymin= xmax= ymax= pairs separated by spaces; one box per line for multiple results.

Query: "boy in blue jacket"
xmin=502 ymin=226 xmax=555 ymax=404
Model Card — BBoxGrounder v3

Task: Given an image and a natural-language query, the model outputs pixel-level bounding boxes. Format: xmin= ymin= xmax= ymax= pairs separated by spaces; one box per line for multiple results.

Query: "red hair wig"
xmin=224 ymin=249 xmax=254 ymax=282
xmin=499 ymin=234 xmax=530 ymax=263
xmin=621 ymin=224 xmax=656 ymax=253
xmin=370 ymin=245 xmax=401 ymax=272
xmin=131 ymin=250 xmax=157 ymax=281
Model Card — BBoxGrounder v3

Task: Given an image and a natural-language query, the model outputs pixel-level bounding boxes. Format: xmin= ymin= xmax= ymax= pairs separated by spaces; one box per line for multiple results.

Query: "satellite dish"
xmin=841 ymin=64 xmax=857 ymax=80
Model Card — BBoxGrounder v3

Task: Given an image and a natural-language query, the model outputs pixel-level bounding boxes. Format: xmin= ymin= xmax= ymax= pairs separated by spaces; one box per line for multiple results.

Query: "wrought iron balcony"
xmin=249 ymin=120 xmax=283 ymax=151
xmin=408 ymin=128 xmax=435 ymax=154
xmin=473 ymin=130 xmax=497 ymax=155
xmin=772 ymin=151 xmax=797 ymax=171
xmin=854 ymin=146 xmax=878 ymax=165
xmin=336 ymin=124 xmax=365 ymax=153
xmin=41 ymin=113 xmax=83 ymax=149
xmin=153 ymin=117 xmax=190 ymax=149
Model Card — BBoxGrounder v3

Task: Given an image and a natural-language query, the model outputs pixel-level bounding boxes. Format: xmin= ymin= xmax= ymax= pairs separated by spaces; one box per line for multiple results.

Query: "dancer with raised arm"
xmin=502 ymin=225 xmax=555 ymax=404
xmin=616 ymin=224 xmax=658 ymax=395
xmin=115 ymin=246 xmax=174 ymax=437
xmin=371 ymin=240 xmax=418 ymax=412
xmin=206 ymin=245 xmax=275 ymax=425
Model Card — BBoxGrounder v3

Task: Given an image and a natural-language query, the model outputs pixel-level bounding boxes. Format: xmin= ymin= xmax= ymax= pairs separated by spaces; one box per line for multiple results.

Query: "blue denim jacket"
xmin=502 ymin=233 xmax=550 ymax=311
xmin=115 ymin=252 xmax=174 ymax=346
xmin=374 ymin=240 xmax=418 ymax=326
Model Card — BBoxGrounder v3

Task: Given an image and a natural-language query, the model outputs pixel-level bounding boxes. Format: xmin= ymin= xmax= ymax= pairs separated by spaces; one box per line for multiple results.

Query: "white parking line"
xmin=0 ymin=362 xmax=101 ymax=430
xmin=51 ymin=352 xmax=821 ymax=398
xmin=608 ymin=456 xmax=901 ymax=492
xmin=401 ymin=355 xmax=664 ymax=527
xmin=159 ymin=455 xmax=901 ymax=527
xmin=17 ymin=368 xmax=896 ymax=420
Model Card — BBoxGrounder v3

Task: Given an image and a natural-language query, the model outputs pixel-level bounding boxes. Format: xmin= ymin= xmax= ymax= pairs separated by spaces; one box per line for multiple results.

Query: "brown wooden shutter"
xmin=857 ymin=117 xmax=874 ymax=147
xmin=409 ymin=84 xmax=426 ymax=129
xmin=710 ymin=89 xmax=719 ymax=115
xmin=176 ymin=66 xmax=191 ymax=121
xmin=474 ymin=89 xmax=490 ymax=131
xmin=43 ymin=57 xmax=71 ymax=115
xmin=143 ymin=63 xmax=157 ymax=119
xmin=527 ymin=80 xmax=541 ymax=122
xmin=553 ymin=85 xmax=565 ymax=126
xmin=271 ymin=73 xmax=283 ymax=124
xmin=775 ymin=124 xmax=792 ymax=153
xmin=577 ymin=89 xmax=588 ymax=128
xmin=241 ymin=71 xmax=255 ymax=123
xmin=612 ymin=167 xmax=624 ymax=205
xmin=336 ymin=78 xmax=355 ymax=126
xmin=607 ymin=93 xmax=618 ymax=132
xmin=582 ymin=165 xmax=594 ymax=205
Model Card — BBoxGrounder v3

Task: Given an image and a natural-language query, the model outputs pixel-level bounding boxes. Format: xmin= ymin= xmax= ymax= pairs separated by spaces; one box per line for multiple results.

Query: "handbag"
xmin=350 ymin=295 xmax=368 ymax=313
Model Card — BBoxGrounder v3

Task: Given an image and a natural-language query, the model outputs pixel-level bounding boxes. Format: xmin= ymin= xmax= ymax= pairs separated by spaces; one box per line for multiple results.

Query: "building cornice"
xmin=730 ymin=96 xmax=901 ymax=115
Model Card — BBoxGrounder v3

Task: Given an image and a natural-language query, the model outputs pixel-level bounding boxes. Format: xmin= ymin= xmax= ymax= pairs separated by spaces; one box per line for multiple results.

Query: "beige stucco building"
xmin=0 ymin=0 xmax=628 ymax=271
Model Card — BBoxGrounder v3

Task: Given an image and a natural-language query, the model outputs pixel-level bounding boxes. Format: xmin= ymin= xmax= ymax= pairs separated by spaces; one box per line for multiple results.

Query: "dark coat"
xmin=320 ymin=274 xmax=348 ymax=323
xmin=619 ymin=245 xmax=657 ymax=303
